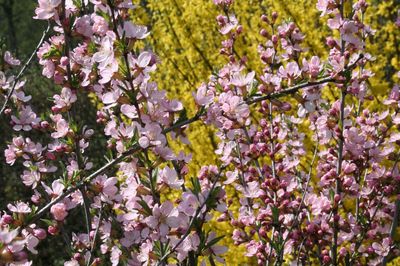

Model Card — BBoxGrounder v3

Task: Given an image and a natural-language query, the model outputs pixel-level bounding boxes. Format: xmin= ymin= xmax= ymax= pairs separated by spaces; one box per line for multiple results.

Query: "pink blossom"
xmin=21 ymin=170 xmax=41 ymax=188
xmin=91 ymin=15 xmax=108 ymax=35
xmin=316 ymin=0 xmax=336 ymax=16
xmin=341 ymin=21 xmax=361 ymax=47
xmin=231 ymin=71 xmax=255 ymax=88
xmin=219 ymin=91 xmax=249 ymax=124
xmin=305 ymin=194 xmax=331 ymax=216
xmin=92 ymin=33 xmax=118 ymax=84
xmin=0 ymin=228 xmax=19 ymax=245
xmin=11 ymin=106 xmax=40 ymax=131
xmin=217 ymin=14 xmax=238 ymax=35
xmin=53 ymin=87 xmax=77 ymax=112
xmin=302 ymin=56 xmax=322 ymax=78
xmin=372 ymin=238 xmax=392 ymax=257
xmin=50 ymin=114 xmax=69 ymax=139
xmin=75 ymin=15 xmax=93 ymax=37
xmin=172 ymin=233 xmax=200 ymax=262
xmin=128 ymin=51 xmax=156 ymax=84
xmin=178 ymin=192 xmax=201 ymax=216
xmin=50 ymin=202 xmax=68 ymax=221
xmin=34 ymin=0 xmax=61 ymax=20
xmin=138 ymin=122 xmax=165 ymax=149
xmin=145 ymin=201 xmax=180 ymax=236
xmin=42 ymin=179 xmax=65 ymax=198
xmin=159 ymin=166 xmax=183 ymax=189
xmin=8 ymin=202 xmax=31 ymax=213
xmin=278 ymin=62 xmax=302 ymax=81
xmin=121 ymin=22 xmax=149 ymax=39
xmin=4 ymin=51 xmax=21 ymax=66
xmin=92 ymin=175 xmax=118 ymax=202
xmin=121 ymin=104 xmax=138 ymax=119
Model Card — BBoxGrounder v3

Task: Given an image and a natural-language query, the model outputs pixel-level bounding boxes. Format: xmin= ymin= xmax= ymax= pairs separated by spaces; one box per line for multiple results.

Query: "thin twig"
xmin=86 ymin=205 xmax=103 ymax=266
xmin=0 ymin=21 xmax=50 ymax=116
xmin=156 ymin=169 xmax=224 ymax=265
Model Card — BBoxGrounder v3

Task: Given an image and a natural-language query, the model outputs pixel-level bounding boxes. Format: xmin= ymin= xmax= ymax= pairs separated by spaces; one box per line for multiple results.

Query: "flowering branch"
xmin=0 ymin=21 xmax=50 ymax=116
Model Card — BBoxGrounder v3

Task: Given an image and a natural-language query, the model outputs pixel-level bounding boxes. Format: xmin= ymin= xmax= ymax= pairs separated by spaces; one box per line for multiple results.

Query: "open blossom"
xmin=340 ymin=21 xmax=361 ymax=47
xmin=4 ymin=51 xmax=21 ymax=66
xmin=231 ymin=71 xmax=255 ymax=88
xmin=316 ymin=0 xmax=336 ymax=16
xmin=92 ymin=33 xmax=118 ymax=84
xmin=121 ymin=104 xmax=138 ymax=119
xmin=278 ymin=62 xmax=301 ymax=81
xmin=53 ymin=87 xmax=77 ymax=112
xmin=50 ymin=202 xmax=68 ymax=221
xmin=145 ymin=201 xmax=180 ymax=237
xmin=138 ymin=122 xmax=165 ymax=149
xmin=42 ymin=180 xmax=65 ymax=198
xmin=372 ymin=238 xmax=392 ymax=257
xmin=91 ymin=14 xmax=109 ymax=35
xmin=21 ymin=170 xmax=41 ymax=188
xmin=305 ymin=194 xmax=331 ymax=216
xmin=8 ymin=202 xmax=31 ymax=213
xmin=178 ymin=192 xmax=201 ymax=216
xmin=128 ymin=51 xmax=157 ymax=84
xmin=74 ymin=15 xmax=93 ymax=37
xmin=50 ymin=114 xmax=69 ymax=139
xmin=121 ymin=21 xmax=149 ymax=39
xmin=194 ymin=84 xmax=214 ymax=106
xmin=11 ymin=106 xmax=40 ymax=131
xmin=158 ymin=166 xmax=183 ymax=189
xmin=217 ymin=14 xmax=238 ymax=35
xmin=171 ymin=233 xmax=200 ymax=262
xmin=218 ymin=91 xmax=249 ymax=125
xmin=92 ymin=175 xmax=118 ymax=202
xmin=34 ymin=0 xmax=61 ymax=20
xmin=302 ymin=56 xmax=322 ymax=78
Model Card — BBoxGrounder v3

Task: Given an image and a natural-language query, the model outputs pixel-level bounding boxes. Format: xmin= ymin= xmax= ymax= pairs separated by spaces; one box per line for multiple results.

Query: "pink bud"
xmin=4 ymin=108 xmax=12 ymax=115
xmin=40 ymin=121 xmax=50 ymax=129
xmin=73 ymin=253 xmax=82 ymax=261
xmin=13 ymin=251 xmax=28 ymax=261
xmin=236 ymin=25 xmax=243 ymax=34
xmin=48 ymin=225 xmax=59 ymax=235
xmin=261 ymin=14 xmax=269 ymax=23
xmin=271 ymin=12 xmax=278 ymax=22
xmin=2 ymin=214 xmax=13 ymax=224
xmin=31 ymin=194 xmax=41 ymax=205
xmin=322 ymin=255 xmax=331 ymax=264
xmin=33 ymin=228 xmax=47 ymax=240
xmin=260 ymin=29 xmax=268 ymax=38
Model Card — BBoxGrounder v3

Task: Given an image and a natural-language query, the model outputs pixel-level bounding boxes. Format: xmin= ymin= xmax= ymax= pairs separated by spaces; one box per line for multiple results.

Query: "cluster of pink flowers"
xmin=0 ymin=0 xmax=399 ymax=265
xmin=194 ymin=0 xmax=400 ymax=265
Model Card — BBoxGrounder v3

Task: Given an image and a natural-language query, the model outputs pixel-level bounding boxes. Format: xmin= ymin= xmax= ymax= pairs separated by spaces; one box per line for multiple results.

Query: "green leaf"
xmin=40 ymin=218 xmax=54 ymax=226
xmin=272 ymin=206 xmax=279 ymax=224
xmin=206 ymin=235 xmax=225 ymax=248
xmin=190 ymin=177 xmax=201 ymax=194
xmin=42 ymin=46 xmax=62 ymax=60
xmin=138 ymin=200 xmax=152 ymax=216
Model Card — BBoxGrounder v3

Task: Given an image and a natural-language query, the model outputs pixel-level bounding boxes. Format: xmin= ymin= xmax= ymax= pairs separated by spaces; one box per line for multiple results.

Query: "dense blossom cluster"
xmin=0 ymin=0 xmax=399 ymax=265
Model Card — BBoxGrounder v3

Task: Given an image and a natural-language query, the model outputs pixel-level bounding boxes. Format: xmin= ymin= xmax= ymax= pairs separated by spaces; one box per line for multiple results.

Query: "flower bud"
xmin=13 ymin=251 xmax=28 ymax=261
xmin=2 ymin=214 xmax=13 ymax=224
xmin=48 ymin=225 xmax=59 ymax=235
xmin=271 ymin=12 xmax=278 ymax=22
xmin=261 ymin=14 xmax=269 ymax=24
xmin=260 ymin=29 xmax=269 ymax=38
xmin=34 ymin=228 xmax=47 ymax=240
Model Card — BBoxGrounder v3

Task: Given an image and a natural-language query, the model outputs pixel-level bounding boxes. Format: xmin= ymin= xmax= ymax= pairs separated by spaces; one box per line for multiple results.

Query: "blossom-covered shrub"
xmin=0 ymin=0 xmax=399 ymax=265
